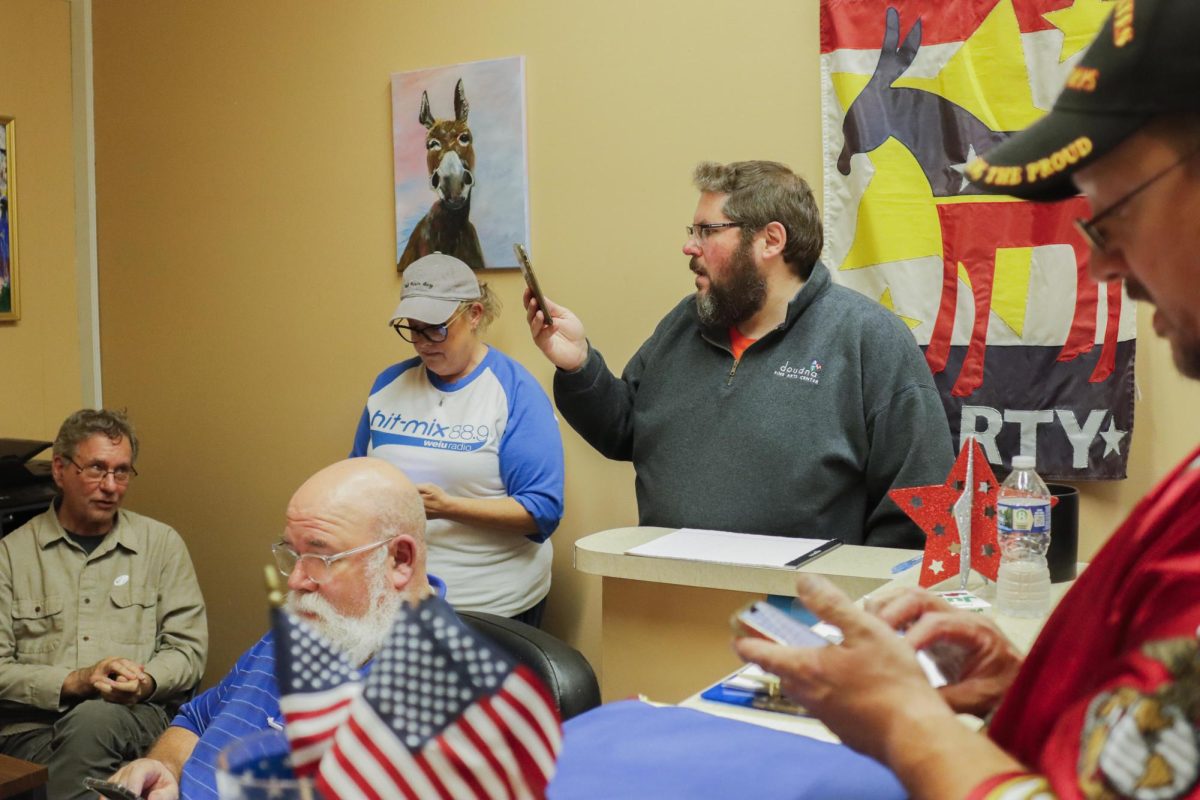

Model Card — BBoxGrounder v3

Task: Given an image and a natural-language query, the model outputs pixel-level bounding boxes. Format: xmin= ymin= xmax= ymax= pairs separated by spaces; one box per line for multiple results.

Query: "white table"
xmin=575 ymin=526 xmax=921 ymax=702
xmin=575 ymin=524 xmax=1076 ymax=705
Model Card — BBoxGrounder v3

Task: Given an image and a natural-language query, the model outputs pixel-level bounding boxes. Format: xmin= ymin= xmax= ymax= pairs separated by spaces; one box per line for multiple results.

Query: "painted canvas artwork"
xmin=0 ymin=117 xmax=16 ymax=321
xmin=392 ymin=56 xmax=529 ymax=272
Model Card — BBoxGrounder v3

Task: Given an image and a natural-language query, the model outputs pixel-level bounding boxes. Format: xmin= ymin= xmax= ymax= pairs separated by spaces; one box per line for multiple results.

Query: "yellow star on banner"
xmin=836 ymin=138 xmax=942 ymax=270
xmin=894 ymin=0 xmax=1043 ymax=132
xmin=1044 ymin=0 xmax=1114 ymax=62
xmin=879 ymin=287 xmax=922 ymax=330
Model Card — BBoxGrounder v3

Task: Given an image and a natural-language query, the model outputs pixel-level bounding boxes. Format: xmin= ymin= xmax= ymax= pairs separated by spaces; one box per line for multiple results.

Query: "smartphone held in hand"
xmin=82 ymin=777 xmax=141 ymax=800
xmin=513 ymin=243 xmax=551 ymax=328
xmin=731 ymin=601 xmax=834 ymax=648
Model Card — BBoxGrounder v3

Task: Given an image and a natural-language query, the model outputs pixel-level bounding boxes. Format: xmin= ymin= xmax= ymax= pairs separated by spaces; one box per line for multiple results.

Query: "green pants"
xmin=0 ymin=700 xmax=168 ymax=800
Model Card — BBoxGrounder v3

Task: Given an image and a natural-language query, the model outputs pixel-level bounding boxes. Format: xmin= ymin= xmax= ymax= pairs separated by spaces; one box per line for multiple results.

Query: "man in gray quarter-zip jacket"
xmin=525 ymin=161 xmax=953 ymax=548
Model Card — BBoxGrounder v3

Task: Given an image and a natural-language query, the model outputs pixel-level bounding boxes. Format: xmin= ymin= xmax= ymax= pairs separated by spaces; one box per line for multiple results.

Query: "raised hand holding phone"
xmin=513 ymin=244 xmax=550 ymax=328
xmin=516 ymin=247 xmax=590 ymax=372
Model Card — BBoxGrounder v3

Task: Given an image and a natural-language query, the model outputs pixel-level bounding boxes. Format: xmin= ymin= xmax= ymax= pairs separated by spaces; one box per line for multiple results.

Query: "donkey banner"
xmin=821 ymin=0 xmax=1133 ymax=480
xmin=392 ymin=57 xmax=531 ymax=274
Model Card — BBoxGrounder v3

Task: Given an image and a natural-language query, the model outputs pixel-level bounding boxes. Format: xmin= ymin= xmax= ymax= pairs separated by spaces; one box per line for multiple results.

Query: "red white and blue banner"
xmin=820 ymin=0 xmax=1134 ymax=479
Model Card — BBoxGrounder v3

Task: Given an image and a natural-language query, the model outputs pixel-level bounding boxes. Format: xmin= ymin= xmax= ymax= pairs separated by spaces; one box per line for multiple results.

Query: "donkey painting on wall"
xmin=398 ymin=79 xmax=485 ymax=272
xmin=392 ymin=57 xmax=531 ymax=275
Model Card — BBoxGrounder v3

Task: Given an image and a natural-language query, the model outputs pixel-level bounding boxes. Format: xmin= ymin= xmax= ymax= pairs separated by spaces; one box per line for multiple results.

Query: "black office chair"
xmin=459 ymin=610 xmax=601 ymax=721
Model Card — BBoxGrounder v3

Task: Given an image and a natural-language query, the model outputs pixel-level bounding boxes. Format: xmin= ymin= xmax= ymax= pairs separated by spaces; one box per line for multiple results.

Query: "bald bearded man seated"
xmin=108 ymin=458 xmax=445 ymax=800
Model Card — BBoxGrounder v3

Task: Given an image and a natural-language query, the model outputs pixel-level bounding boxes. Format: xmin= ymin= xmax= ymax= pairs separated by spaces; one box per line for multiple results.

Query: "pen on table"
xmin=890 ymin=555 xmax=922 ymax=574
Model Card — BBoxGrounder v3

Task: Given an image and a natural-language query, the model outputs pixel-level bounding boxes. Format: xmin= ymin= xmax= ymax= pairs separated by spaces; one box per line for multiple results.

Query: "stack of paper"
xmin=626 ymin=528 xmax=839 ymax=569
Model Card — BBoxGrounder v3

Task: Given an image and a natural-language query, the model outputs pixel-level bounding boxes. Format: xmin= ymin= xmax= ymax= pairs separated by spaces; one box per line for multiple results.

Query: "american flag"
xmin=272 ymin=607 xmax=364 ymax=776
xmin=314 ymin=595 xmax=562 ymax=799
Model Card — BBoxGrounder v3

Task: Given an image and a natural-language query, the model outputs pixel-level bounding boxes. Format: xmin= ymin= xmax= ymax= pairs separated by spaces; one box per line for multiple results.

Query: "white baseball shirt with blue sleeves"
xmin=352 ymin=347 xmax=564 ymax=617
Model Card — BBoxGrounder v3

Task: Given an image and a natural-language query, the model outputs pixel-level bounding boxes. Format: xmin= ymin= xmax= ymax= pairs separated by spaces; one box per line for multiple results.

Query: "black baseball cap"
xmin=967 ymin=0 xmax=1200 ymax=201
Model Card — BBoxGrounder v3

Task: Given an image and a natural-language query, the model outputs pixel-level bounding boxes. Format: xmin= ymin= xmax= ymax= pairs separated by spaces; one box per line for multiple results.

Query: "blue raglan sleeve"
xmin=497 ymin=359 xmax=565 ymax=543
xmin=349 ymin=361 xmax=418 ymax=458
xmin=350 ymin=407 xmax=371 ymax=457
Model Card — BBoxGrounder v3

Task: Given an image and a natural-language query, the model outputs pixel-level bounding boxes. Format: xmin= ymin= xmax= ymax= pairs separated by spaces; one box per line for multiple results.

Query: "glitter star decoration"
xmin=890 ymin=438 xmax=1001 ymax=588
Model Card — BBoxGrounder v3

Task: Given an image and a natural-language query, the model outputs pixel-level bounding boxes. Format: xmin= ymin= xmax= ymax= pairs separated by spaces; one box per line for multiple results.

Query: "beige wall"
xmin=1075 ymin=320 xmax=1200 ymax=545
xmin=0 ymin=0 xmax=83 ymax=439
xmin=87 ymin=0 xmax=1200 ymax=689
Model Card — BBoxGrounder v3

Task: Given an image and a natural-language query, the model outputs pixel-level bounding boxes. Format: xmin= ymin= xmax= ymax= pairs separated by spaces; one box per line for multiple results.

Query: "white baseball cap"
xmin=390 ymin=253 xmax=481 ymax=325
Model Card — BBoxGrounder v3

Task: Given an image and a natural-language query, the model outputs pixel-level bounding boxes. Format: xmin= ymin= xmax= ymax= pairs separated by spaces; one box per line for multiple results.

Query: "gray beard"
xmin=286 ymin=557 xmax=402 ymax=666
xmin=694 ymin=241 xmax=767 ymax=328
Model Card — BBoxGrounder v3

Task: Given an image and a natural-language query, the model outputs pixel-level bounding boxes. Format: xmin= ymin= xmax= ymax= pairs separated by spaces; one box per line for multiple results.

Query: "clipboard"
xmin=783 ymin=539 xmax=841 ymax=568
xmin=626 ymin=528 xmax=840 ymax=570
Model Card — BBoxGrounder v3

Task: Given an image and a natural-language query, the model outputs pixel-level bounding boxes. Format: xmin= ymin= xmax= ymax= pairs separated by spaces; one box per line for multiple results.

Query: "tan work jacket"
xmin=0 ymin=506 xmax=208 ymax=736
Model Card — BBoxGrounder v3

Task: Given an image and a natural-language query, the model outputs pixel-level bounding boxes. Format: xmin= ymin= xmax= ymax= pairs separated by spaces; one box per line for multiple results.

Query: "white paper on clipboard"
xmin=625 ymin=528 xmax=839 ymax=569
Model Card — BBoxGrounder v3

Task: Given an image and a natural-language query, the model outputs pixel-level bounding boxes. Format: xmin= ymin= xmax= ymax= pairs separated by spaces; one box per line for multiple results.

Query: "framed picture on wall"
xmin=392 ymin=56 xmax=530 ymax=273
xmin=0 ymin=116 xmax=18 ymax=322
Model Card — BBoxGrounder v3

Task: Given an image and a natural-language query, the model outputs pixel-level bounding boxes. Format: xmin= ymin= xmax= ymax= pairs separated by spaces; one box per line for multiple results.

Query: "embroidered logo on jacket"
xmin=1078 ymin=638 xmax=1200 ymax=799
xmin=774 ymin=359 xmax=824 ymax=385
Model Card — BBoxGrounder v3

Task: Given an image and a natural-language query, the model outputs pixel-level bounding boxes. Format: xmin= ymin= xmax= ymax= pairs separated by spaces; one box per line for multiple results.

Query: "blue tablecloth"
xmin=547 ymin=700 xmax=907 ymax=799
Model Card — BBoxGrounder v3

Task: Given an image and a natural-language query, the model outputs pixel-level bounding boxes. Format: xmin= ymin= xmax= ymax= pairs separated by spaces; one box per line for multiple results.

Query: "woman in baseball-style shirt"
xmin=352 ymin=253 xmax=564 ymax=627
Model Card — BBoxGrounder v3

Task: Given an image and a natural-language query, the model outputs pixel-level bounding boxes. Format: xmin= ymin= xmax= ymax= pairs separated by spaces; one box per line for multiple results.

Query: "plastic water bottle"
xmin=994 ymin=455 xmax=1052 ymax=617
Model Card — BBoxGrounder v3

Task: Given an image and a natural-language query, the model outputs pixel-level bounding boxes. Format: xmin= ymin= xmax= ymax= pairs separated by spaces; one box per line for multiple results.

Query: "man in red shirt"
xmin=737 ymin=2 xmax=1200 ymax=798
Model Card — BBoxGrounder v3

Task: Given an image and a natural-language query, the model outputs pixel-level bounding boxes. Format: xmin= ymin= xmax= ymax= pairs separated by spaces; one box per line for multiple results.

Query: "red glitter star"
xmin=890 ymin=439 xmax=1001 ymax=588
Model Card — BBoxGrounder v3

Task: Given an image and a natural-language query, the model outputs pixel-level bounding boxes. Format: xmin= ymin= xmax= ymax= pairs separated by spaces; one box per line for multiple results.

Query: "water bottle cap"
xmin=1011 ymin=455 xmax=1036 ymax=470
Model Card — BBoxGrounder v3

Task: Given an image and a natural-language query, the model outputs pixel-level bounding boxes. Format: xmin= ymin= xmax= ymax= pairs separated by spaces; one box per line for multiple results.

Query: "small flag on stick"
xmin=315 ymin=595 xmax=562 ymax=799
xmin=268 ymin=565 xmax=363 ymax=777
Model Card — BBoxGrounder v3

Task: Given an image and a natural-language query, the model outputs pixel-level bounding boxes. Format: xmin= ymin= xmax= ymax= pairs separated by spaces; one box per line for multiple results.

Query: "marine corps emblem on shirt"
xmin=1079 ymin=637 xmax=1200 ymax=799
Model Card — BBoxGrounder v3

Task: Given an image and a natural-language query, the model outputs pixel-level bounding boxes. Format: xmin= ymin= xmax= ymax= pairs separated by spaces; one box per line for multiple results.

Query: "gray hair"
xmin=693 ymin=161 xmax=824 ymax=279
xmin=361 ymin=474 xmax=428 ymax=579
xmin=52 ymin=408 xmax=139 ymax=463
xmin=373 ymin=492 xmax=426 ymax=544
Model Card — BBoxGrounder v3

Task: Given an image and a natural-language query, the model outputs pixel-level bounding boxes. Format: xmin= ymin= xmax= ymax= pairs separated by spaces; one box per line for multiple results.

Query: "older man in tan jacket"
xmin=0 ymin=409 xmax=207 ymax=800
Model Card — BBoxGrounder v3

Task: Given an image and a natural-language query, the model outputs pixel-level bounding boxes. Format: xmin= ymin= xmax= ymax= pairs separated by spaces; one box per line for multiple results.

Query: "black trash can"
xmin=1046 ymin=483 xmax=1079 ymax=583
